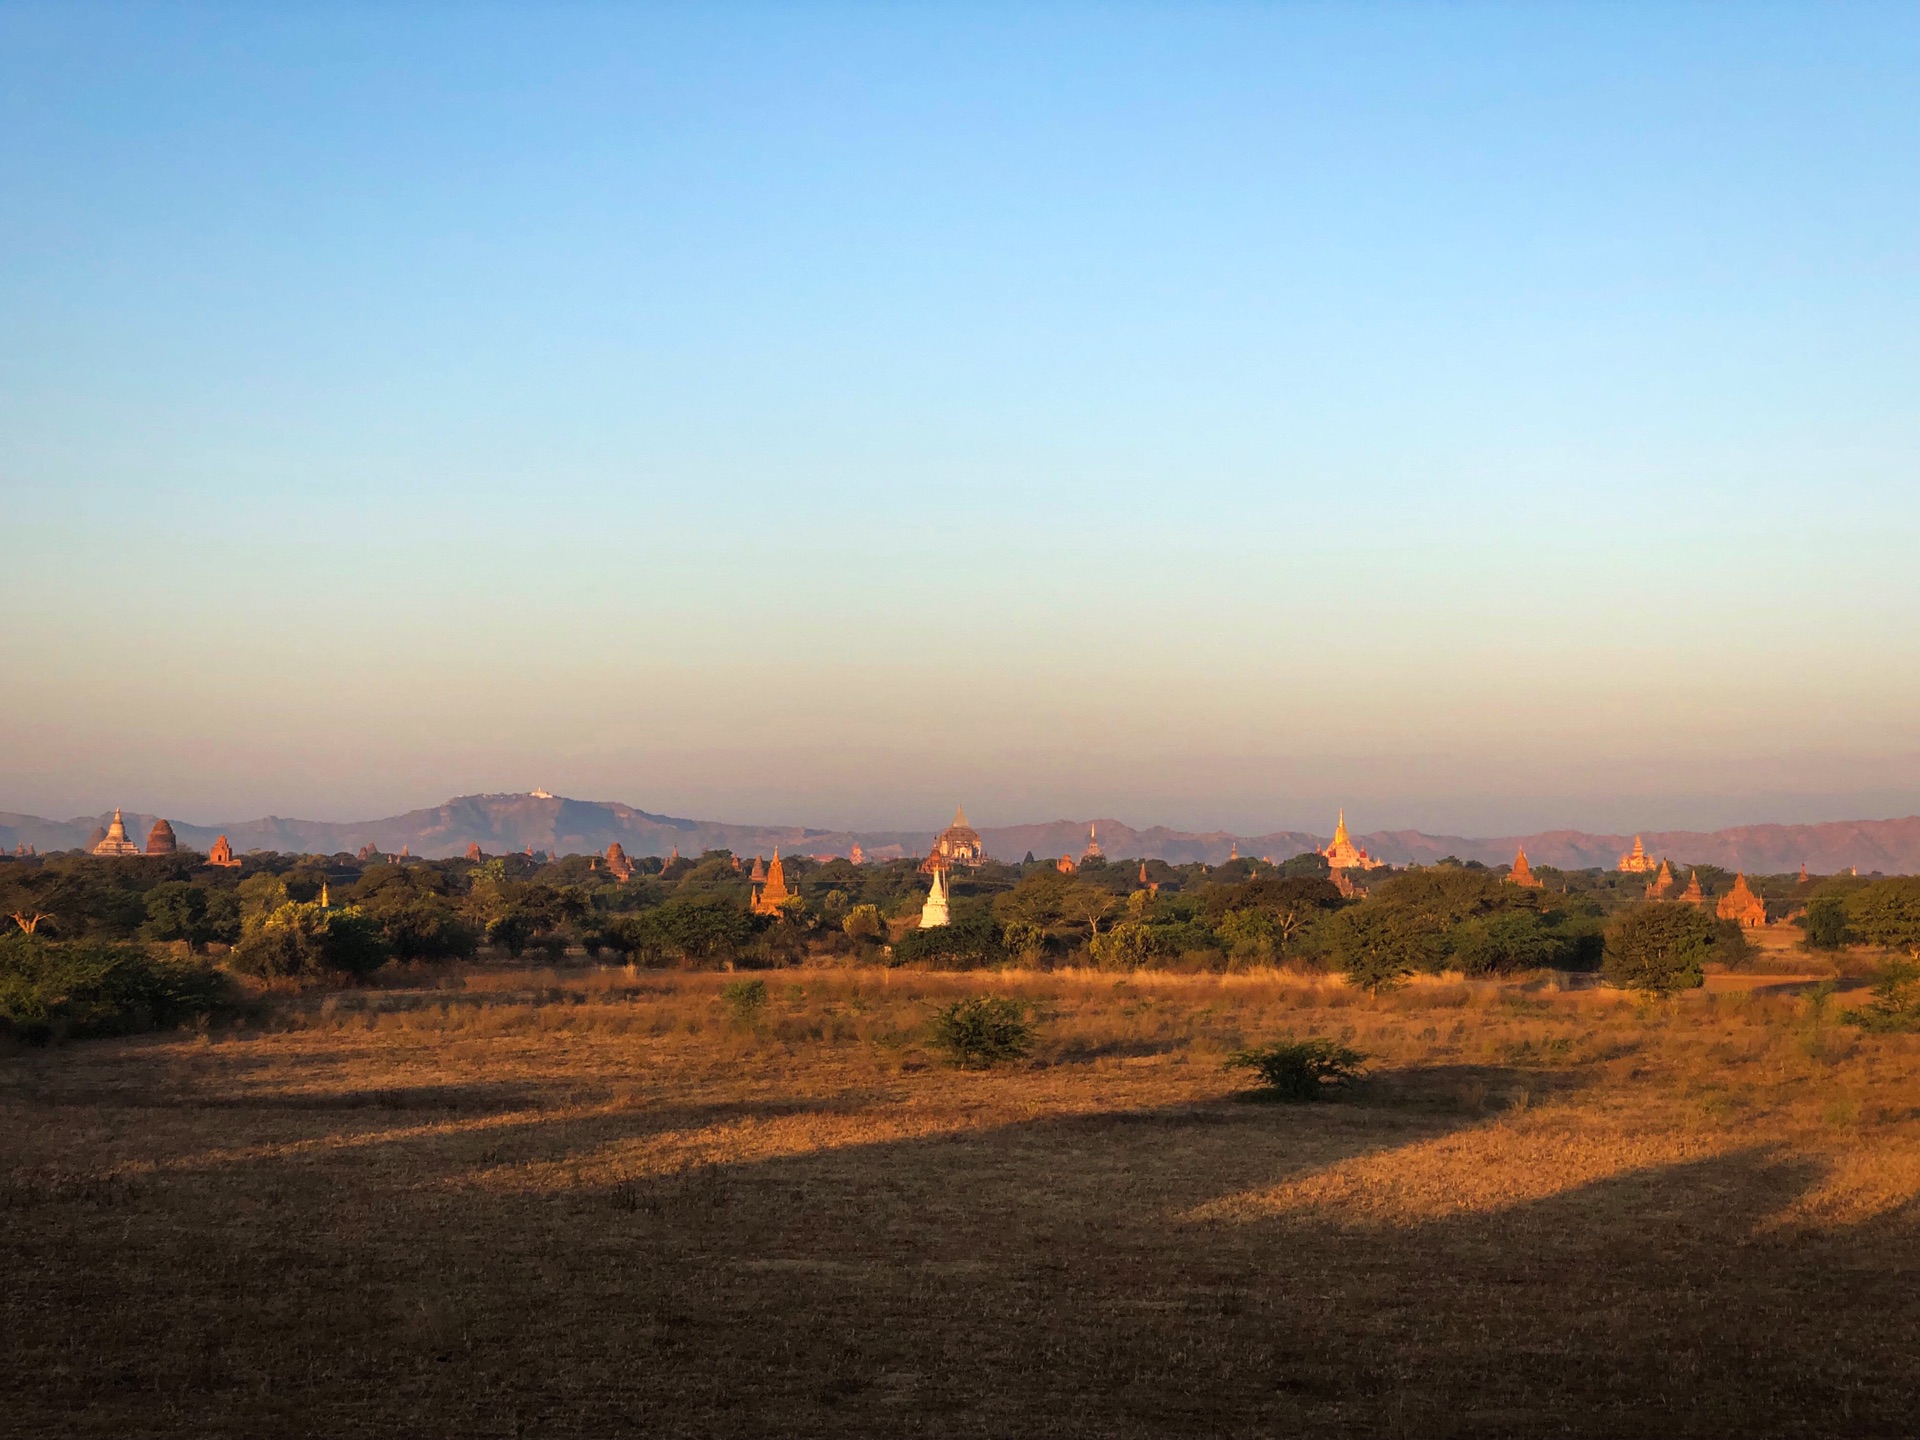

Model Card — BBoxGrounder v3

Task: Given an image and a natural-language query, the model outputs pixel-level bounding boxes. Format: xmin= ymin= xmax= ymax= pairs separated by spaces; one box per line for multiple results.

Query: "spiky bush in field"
xmin=1225 ymin=1037 xmax=1366 ymax=1101
xmin=929 ymin=995 xmax=1033 ymax=1068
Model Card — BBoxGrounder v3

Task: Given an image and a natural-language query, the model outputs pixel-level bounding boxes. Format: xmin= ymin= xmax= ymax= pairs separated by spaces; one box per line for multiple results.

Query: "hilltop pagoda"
xmin=1320 ymin=811 xmax=1383 ymax=871
xmin=1716 ymin=873 xmax=1767 ymax=928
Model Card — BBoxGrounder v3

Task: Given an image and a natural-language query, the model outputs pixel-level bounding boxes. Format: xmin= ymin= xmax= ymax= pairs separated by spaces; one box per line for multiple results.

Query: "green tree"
xmin=1449 ymin=909 xmax=1565 ymax=975
xmin=1845 ymin=879 xmax=1920 ymax=956
xmin=141 ymin=881 xmax=210 ymax=948
xmin=1801 ymin=892 xmax=1852 ymax=950
xmin=231 ymin=902 xmax=390 ymax=979
xmin=1603 ymin=903 xmax=1713 ymax=996
xmin=1316 ymin=905 xmax=1440 ymax=994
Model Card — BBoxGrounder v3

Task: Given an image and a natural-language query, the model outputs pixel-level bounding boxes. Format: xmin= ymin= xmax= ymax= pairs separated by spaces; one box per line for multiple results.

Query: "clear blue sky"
xmin=3 ymin=3 xmax=1916 ymax=835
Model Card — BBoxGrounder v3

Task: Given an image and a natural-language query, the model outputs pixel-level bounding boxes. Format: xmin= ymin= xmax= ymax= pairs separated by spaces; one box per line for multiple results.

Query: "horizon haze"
xmin=4 ymin=4 xmax=1916 ymax=833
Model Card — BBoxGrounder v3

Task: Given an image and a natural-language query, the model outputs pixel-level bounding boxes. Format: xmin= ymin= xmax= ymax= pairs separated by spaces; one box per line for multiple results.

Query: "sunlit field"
xmin=5 ymin=962 xmax=1919 ymax=1438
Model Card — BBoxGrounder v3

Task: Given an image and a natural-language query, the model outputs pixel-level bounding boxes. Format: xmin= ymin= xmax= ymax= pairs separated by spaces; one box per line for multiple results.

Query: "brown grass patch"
xmin=3 ymin=964 xmax=1918 ymax=1436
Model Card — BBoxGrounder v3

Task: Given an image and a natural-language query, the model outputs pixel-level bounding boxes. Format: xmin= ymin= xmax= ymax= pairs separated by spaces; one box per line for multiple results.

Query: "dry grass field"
xmin=5 ymin=962 xmax=1919 ymax=1438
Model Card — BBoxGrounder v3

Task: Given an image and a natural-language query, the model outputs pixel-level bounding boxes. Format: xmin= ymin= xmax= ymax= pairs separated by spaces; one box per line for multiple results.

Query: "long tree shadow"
xmin=5 ymin=1058 xmax=1917 ymax=1439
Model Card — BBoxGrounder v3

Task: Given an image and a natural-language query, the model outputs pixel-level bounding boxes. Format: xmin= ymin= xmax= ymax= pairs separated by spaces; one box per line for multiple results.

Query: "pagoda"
xmin=1320 ymin=811 xmax=1383 ymax=871
xmin=750 ymin=849 xmax=792 ymax=916
xmin=1679 ymin=870 xmax=1706 ymax=907
xmin=604 ymin=842 xmax=634 ymax=882
xmin=922 ymin=806 xmax=985 ymax=873
xmin=1645 ymin=857 xmax=1675 ymax=899
xmin=1617 ymin=836 xmax=1658 ymax=874
xmin=91 ymin=809 xmax=143 ymax=857
xmin=1716 ymin=873 xmax=1767 ymax=928
xmin=1082 ymin=824 xmax=1104 ymax=862
xmin=1507 ymin=845 xmax=1543 ymax=889
xmin=919 ymin=867 xmax=951 ymax=928
xmin=144 ymin=819 xmax=178 ymax=855
xmin=850 ymin=842 xmax=865 ymax=865
xmin=207 ymin=835 xmax=241 ymax=868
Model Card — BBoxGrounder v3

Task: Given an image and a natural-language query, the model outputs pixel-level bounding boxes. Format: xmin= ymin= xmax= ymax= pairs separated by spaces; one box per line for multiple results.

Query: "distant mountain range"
xmin=4 ymin=793 xmax=1919 ymax=875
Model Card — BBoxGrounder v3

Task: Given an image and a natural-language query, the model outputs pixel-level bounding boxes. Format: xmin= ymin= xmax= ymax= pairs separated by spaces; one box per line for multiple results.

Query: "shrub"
xmin=1840 ymin=959 xmax=1920 ymax=1032
xmin=1603 ymin=903 xmax=1713 ymax=996
xmin=229 ymin=902 xmax=390 ymax=979
xmin=842 ymin=904 xmax=885 ymax=943
xmin=1088 ymin=921 xmax=1161 ymax=971
xmin=929 ymin=996 xmax=1034 ymax=1068
xmin=892 ymin=914 xmax=1006 ymax=969
xmin=721 ymin=978 xmax=767 ymax=1025
xmin=1449 ymin=910 xmax=1566 ymax=975
xmin=0 ymin=934 xmax=233 ymax=1044
xmin=1225 ymin=1038 xmax=1366 ymax=1102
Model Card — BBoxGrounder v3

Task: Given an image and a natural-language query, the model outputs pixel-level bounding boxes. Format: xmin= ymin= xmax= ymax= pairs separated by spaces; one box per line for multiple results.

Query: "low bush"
xmin=892 ymin=915 xmax=1007 ymax=969
xmin=0 ymin=934 xmax=233 ymax=1044
xmin=229 ymin=902 xmax=389 ymax=979
xmin=1841 ymin=959 xmax=1920 ymax=1033
xmin=721 ymin=978 xmax=768 ymax=1025
xmin=928 ymin=995 xmax=1033 ymax=1068
xmin=1225 ymin=1037 xmax=1366 ymax=1101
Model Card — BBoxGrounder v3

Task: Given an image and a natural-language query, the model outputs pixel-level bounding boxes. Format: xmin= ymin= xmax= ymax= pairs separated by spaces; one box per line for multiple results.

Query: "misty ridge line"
xmin=5 ymin=792 xmax=1920 ymax=874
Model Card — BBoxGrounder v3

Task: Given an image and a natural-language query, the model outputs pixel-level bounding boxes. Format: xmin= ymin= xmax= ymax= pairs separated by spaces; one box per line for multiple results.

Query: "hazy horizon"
xmin=5 ymin=5 xmax=1916 ymax=834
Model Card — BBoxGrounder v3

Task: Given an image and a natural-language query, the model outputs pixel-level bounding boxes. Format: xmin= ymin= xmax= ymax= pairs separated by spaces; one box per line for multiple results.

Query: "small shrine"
xmin=207 ymin=835 xmax=241 ymax=868
xmin=604 ymin=842 xmax=634 ymax=881
xmin=919 ymin=868 xmax=951 ymax=928
xmin=1645 ymin=858 xmax=1675 ymax=899
xmin=1507 ymin=845 xmax=1543 ymax=888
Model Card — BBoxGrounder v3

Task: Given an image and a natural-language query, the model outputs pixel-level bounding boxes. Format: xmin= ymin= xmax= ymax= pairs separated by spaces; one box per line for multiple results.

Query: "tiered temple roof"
xmin=1618 ymin=836 xmax=1658 ymax=874
xmin=1679 ymin=870 xmax=1706 ymax=906
xmin=207 ymin=835 xmax=241 ymax=868
xmin=751 ymin=850 xmax=792 ymax=916
xmin=1646 ymin=858 xmax=1675 ymax=899
xmin=90 ymin=809 xmax=142 ymax=857
xmin=1320 ymin=811 xmax=1383 ymax=871
xmin=923 ymin=806 xmax=985 ymax=872
xmin=1716 ymin=873 xmax=1767 ymax=928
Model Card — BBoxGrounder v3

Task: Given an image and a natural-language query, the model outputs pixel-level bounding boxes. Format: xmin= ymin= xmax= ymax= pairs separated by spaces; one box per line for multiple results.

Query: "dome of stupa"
xmin=145 ymin=818 xmax=178 ymax=855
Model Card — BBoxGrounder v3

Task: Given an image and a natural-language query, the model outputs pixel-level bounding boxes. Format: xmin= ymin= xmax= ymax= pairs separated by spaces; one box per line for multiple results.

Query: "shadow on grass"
xmin=5 ymin=1052 xmax=1919 ymax=1439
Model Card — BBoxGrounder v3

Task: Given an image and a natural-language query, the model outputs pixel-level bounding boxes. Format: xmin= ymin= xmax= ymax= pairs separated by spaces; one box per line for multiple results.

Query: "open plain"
xmin=5 ymin=964 xmax=1919 ymax=1438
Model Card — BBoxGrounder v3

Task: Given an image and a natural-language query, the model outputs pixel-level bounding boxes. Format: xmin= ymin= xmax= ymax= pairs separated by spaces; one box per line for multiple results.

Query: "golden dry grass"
xmin=4 ymin=964 xmax=1918 ymax=1437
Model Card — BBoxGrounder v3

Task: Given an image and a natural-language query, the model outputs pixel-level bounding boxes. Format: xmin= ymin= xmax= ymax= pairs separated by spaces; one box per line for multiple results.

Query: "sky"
xmin=3 ymin=2 xmax=1917 ymax=837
